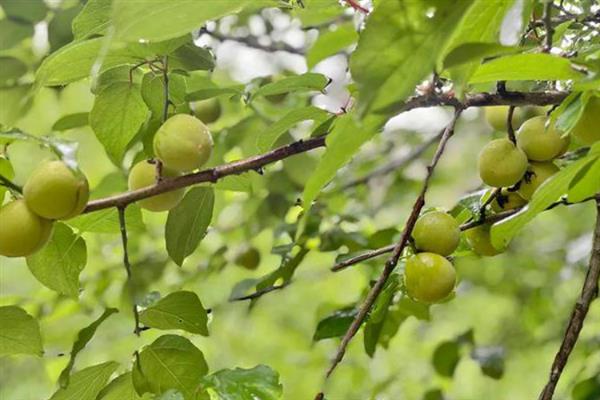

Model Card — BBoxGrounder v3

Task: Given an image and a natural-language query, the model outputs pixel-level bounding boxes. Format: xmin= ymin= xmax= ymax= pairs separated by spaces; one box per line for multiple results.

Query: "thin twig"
xmin=344 ymin=0 xmax=369 ymax=14
xmin=539 ymin=198 xmax=600 ymax=400
xmin=117 ymin=206 xmax=141 ymax=336
xmin=542 ymin=1 xmax=554 ymax=52
xmin=229 ymin=284 xmax=288 ymax=302
xmin=161 ymin=56 xmax=170 ymax=123
xmin=202 ymin=28 xmax=304 ymax=55
xmin=507 ymin=105 xmax=517 ymax=143
xmin=320 ymin=108 xmax=463 ymax=390
xmin=0 ymin=174 xmax=22 ymax=194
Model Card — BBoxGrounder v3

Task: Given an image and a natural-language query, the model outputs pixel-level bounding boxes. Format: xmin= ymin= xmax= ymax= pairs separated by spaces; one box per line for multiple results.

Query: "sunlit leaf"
xmin=0 ymin=305 xmax=43 ymax=357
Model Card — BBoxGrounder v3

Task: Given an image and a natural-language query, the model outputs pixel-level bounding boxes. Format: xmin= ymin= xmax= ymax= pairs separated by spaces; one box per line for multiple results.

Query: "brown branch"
xmin=161 ymin=56 xmax=170 ymax=123
xmin=229 ymin=284 xmax=288 ymax=302
xmin=542 ymin=1 xmax=554 ymax=53
xmin=332 ymin=195 xmax=600 ymax=272
xmin=539 ymin=198 xmax=600 ymax=400
xmin=117 ymin=206 xmax=141 ymax=336
xmin=201 ymin=28 xmax=305 ymax=55
xmin=506 ymin=105 xmax=516 ymax=143
xmin=84 ymin=136 xmax=326 ymax=213
xmin=344 ymin=0 xmax=369 ymax=14
xmin=320 ymin=108 xmax=463 ymax=388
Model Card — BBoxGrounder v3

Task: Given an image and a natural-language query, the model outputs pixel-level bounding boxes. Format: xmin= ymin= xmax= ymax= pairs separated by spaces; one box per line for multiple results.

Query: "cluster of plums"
xmin=0 ymin=161 xmax=90 ymax=257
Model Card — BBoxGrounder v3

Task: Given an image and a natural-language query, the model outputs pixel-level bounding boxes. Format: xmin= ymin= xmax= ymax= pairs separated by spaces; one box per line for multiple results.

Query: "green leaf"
xmin=0 ymin=305 xmax=43 ymax=357
xmin=491 ymin=156 xmax=597 ymax=248
xmin=313 ymin=306 xmax=357 ymax=341
xmin=568 ymin=157 xmax=600 ymax=203
xmin=443 ymin=42 xmax=519 ymax=69
xmin=256 ymin=106 xmax=331 ymax=152
xmin=27 ymin=223 xmax=87 ymax=298
xmin=572 ymin=376 xmax=600 ymax=400
xmin=112 ymin=0 xmax=251 ymax=42
xmin=202 ymin=365 xmax=283 ymax=400
xmin=139 ymin=291 xmax=209 ymax=335
xmin=170 ymin=43 xmax=215 ymax=71
xmin=48 ymin=4 xmax=82 ymax=52
xmin=90 ymin=82 xmax=150 ymax=164
xmin=132 ymin=335 xmax=208 ymax=400
xmin=58 ymin=308 xmax=119 ymax=388
xmin=68 ymin=205 xmax=144 ymax=233
xmin=0 ymin=0 xmax=47 ymax=23
xmin=0 ymin=157 xmax=15 ymax=204
xmin=165 ymin=187 xmax=214 ymax=266
xmin=432 ymin=341 xmax=460 ymax=377
xmin=306 ymin=24 xmax=357 ymax=68
xmin=186 ymin=86 xmax=244 ymax=102
xmin=253 ymin=73 xmax=329 ymax=99
xmin=471 ymin=347 xmax=505 ymax=379
xmin=49 ymin=361 xmax=119 ymax=400
xmin=141 ymin=73 xmax=187 ymax=118
xmin=98 ymin=373 xmax=145 ymax=400
xmin=350 ymin=0 xmax=472 ymax=114
xmin=72 ymin=0 xmax=112 ymax=39
xmin=0 ymin=56 xmax=27 ymax=85
xmin=52 ymin=113 xmax=89 ymax=131
xmin=469 ymin=53 xmax=583 ymax=83
xmin=36 ymin=37 xmax=141 ymax=87
xmin=0 ymin=19 xmax=33 ymax=51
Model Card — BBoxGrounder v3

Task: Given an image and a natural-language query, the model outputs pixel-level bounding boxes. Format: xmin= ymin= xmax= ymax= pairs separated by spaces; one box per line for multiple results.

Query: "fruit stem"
xmin=506 ymin=105 xmax=517 ymax=143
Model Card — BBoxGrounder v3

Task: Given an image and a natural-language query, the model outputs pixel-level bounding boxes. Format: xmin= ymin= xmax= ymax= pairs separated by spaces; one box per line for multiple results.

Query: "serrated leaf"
xmin=67 ymin=205 xmax=145 ymax=233
xmin=58 ymin=308 xmax=119 ymax=388
xmin=98 ymin=373 xmax=145 ymax=400
xmin=253 ymin=73 xmax=329 ymax=99
xmin=132 ymin=335 xmax=208 ymax=400
xmin=90 ymin=82 xmax=150 ymax=164
xmin=36 ymin=37 xmax=140 ymax=87
xmin=49 ymin=361 xmax=119 ymax=400
xmin=307 ymin=24 xmax=357 ymax=68
xmin=313 ymin=306 xmax=357 ymax=341
xmin=139 ymin=291 xmax=208 ymax=335
xmin=72 ymin=0 xmax=112 ymax=39
xmin=166 ymin=187 xmax=214 ymax=266
xmin=350 ymin=0 xmax=472 ymax=114
xmin=112 ymin=0 xmax=251 ymax=42
xmin=52 ymin=113 xmax=89 ymax=131
xmin=469 ymin=53 xmax=583 ymax=83
xmin=256 ymin=106 xmax=330 ymax=152
xmin=27 ymin=223 xmax=87 ymax=298
xmin=0 ymin=306 xmax=43 ymax=357
xmin=202 ymin=365 xmax=283 ymax=400
xmin=491 ymin=156 xmax=597 ymax=248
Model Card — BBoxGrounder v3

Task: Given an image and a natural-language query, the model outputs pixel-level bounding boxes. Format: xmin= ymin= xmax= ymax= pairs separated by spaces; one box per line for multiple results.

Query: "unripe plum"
xmin=128 ymin=160 xmax=185 ymax=212
xmin=0 ymin=200 xmax=53 ymax=257
xmin=516 ymin=116 xmax=569 ymax=161
xmin=412 ymin=211 xmax=460 ymax=256
xmin=404 ymin=252 xmax=456 ymax=303
xmin=517 ymin=161 xmax=559 ymax=200
xmin=478 ymin=139 xmax=528 ymax=187
xmin=191 ymin=98 xmax=222 ymax=124
xmin=490 ymin=188 xmax=527 ymax=213
xmin=465 ymin=224 xmax=501 ymax=256
xmin=153 ymin=114 xmax=213 ymax=173
xmin=234 ymin=246 xmax=261 ymax=270
xmin=571 ymin=96 xmax=600 ymax=145
xmin=23 ymin=160 xmax=89 ymax=220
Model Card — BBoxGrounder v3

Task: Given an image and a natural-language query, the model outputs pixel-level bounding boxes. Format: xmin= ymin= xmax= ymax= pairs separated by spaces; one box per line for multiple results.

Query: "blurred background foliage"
xmin=1 ymin=0 xmax=599 ymax=399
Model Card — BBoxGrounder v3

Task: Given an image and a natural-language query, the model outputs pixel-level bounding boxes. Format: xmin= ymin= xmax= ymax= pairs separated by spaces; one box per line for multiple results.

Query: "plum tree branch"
xmin=81 ymin=90 xmax=568 ymax=215
xmin=117 ymin=206 xmax=141 ymax=336
xmin=542 ymin=0 xmax=554 ymax=53
xmin=201 ymin=28 xmax=305 ymax=55
xmin=539 ymin=197 xmax=600 ymax=400
xmin=332 ymin=194 xmax=600 ymax=272
xmin=318 ymin=108 xmax=463 ymax=392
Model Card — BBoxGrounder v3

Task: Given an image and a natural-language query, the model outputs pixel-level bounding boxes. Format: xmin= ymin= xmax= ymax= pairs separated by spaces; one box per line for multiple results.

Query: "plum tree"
xmin=404 ymin=252 xmax=456 ymax=303
xmin=517 ymin=162 xmax=560 ymax=200
xmin=490 ymin=188 xmax=527 ymax=212
xmin=516 ymin=116 xmax=569 ymax=161
xmin=412 ymin=211 xmax=460 ymax=256
xmin=570 ymin=96 xmax=600 ymax=145
xmin=153 ymin=114 xmax=214 ymax=172
xmin=0 ymin=200 xmax=53 ymax=257
xmin=465 ymin=224 xmax=502 ymax=257
xmin=23 ymin=160 xmax=89 ymax=220
xmin=191 ymin=98 xmax=222 ymax=124
xmin=128 ymin=160 xmax=185 ymax=212
xmin=478 ymin=138 xmax=528 ymax=187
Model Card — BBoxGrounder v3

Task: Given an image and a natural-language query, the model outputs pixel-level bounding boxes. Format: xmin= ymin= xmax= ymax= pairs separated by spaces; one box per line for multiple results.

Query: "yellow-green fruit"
xmin=23 ymin=160 xmax=89 ymax=220
xmin=517 ymin=161 xmax=559 ymax=200
xmin=465 ymin=224 xmax=502 ymax=256
xmin=516 ymin=116 xmax=569 ymax=161
xmin=235 ymin=247 xmax=260 ymax=270
xmin=128 ymin=161 xmax=185 ymax=212
xmin=191 ymin=98 xmax=222 ymax=124
xmin=404 ymin=252 xmax=456 ymax=304
xmin=484 ymin=106 xmax=527 ymax=131
xmin=0 ymin=200 xmax=53 ymax=257
xmin=412 ymin=211 xmax=460 ymax=256
xmin=490 ymin=189 xmax=527 ymax=213
xmin=478 ymin=139 xmax=528 ymax=187
xmin=571 ymin=96 xmax=600 ymax=145
xmin=153 ymin=114 xmax=213 ymax=172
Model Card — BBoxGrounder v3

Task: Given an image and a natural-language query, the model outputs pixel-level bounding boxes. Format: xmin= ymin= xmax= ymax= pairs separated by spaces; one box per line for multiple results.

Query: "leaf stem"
xmin=117 ymin=206 xmax=141 ymax=336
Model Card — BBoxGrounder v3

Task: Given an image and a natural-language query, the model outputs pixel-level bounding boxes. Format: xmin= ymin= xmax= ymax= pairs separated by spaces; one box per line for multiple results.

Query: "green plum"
xmin=412 ymin=211 xmax=460 ymax=256
xmin=478 ymin=139 xmax=528 ymax=187
xmin=128 ymin=160 xmax=185 ymax=212
xmin=404 ymin=252 xmax=456 ymax=303
xmin=0 ymin=200 xmax=53 ymax=257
